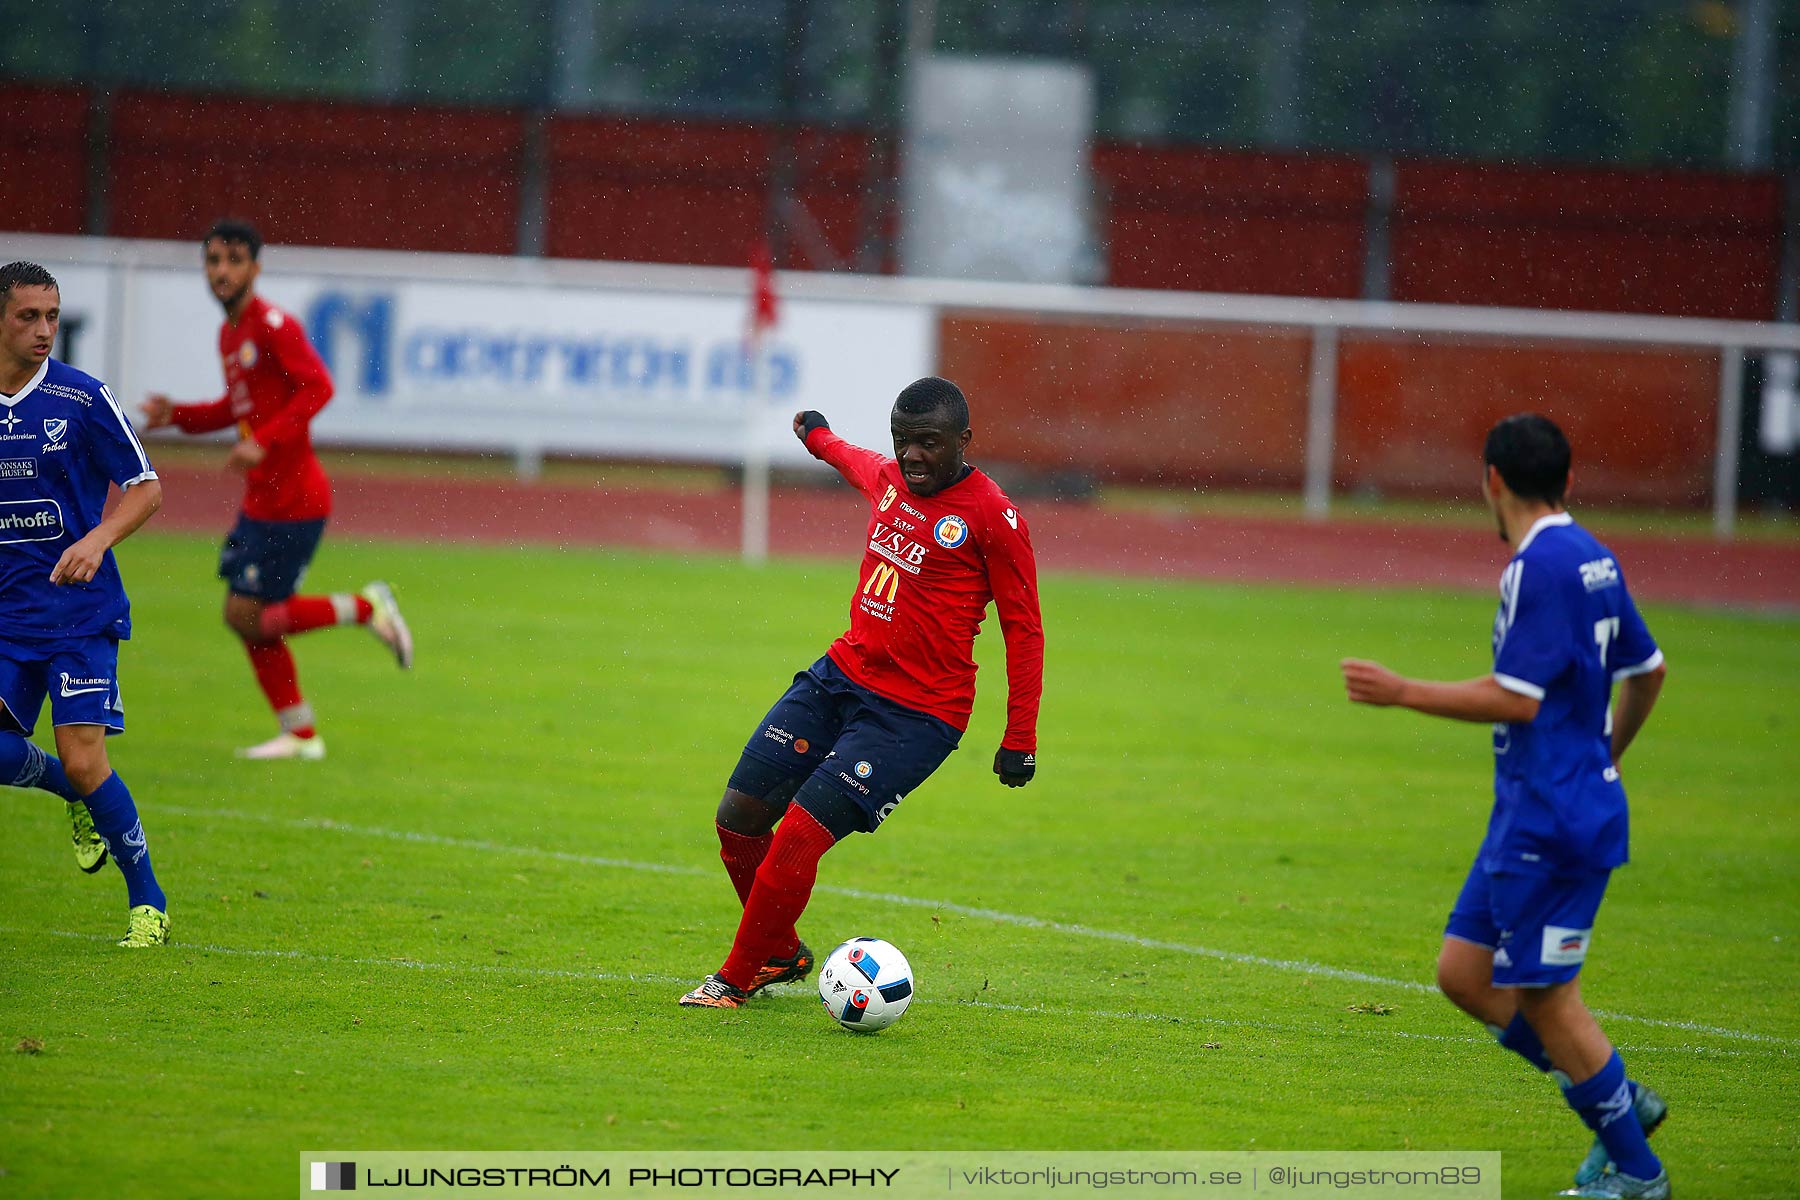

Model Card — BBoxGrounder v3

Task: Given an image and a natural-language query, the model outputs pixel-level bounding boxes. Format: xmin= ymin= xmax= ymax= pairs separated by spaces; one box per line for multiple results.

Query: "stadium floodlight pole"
xmin=765 ymin=0 xmax=812 ymax=269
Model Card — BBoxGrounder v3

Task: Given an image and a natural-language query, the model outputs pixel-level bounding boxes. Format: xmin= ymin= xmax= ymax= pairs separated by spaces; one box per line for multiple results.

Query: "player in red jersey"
xmin=140 ymin=220 xmax=413 ymax=761
xmin=679 ymin=377 xmax=1044 ymax=1008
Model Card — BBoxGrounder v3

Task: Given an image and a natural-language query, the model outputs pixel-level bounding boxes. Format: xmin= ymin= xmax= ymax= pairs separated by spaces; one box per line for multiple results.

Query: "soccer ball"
xmin=817 ymin=937 xmax=914 ymax=1033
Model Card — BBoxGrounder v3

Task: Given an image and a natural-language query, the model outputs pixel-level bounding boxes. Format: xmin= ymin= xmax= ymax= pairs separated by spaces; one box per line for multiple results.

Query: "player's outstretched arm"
xmin=1610 ymin=659 xmax=1666 ymax=765
xmin=1341 ymin=658 xmax=1539 ymax=725
xmin=144 ymin=391 xmax=235 ymax=435
xmin=139 ymin=395 xmax=174 ymax=430
xmin=794 ymin=410 xmax=887 ymax=497
xmin=987 ymin=501 xmax=1044 ymax=786
xmin=49 ymin=479 xmax=163 ymax=586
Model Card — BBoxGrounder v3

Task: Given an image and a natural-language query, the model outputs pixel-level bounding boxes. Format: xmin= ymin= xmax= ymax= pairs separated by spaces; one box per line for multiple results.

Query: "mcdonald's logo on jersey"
xmin=878 ymin=484 xmax=897 ymax=512
xmin=862 ymin=560 xmax=901 ymax=603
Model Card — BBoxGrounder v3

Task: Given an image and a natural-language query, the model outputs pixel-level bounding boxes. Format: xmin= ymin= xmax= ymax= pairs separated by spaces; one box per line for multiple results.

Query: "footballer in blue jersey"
xmin=0 ymin=262 xmax=171 ymax=948
xmin=1342 ymin=415 xmax=1670 ymax=1199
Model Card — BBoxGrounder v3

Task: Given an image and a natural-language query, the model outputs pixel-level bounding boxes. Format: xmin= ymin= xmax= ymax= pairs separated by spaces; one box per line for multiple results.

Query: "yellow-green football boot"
xmin=69 ymin=801 xmax=109 ymax=874
xmin=117 ymin=905 xmax=169 ymax=948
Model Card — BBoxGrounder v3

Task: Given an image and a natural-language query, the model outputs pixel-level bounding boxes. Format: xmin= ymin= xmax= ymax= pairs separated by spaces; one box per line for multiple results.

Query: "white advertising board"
xmin=21 ymin=239 xmax=936 ymax=469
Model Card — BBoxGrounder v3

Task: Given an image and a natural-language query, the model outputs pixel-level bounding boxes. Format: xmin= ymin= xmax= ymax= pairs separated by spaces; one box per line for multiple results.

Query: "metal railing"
xmin=11 ymin=231 xmax=1799 ymax=542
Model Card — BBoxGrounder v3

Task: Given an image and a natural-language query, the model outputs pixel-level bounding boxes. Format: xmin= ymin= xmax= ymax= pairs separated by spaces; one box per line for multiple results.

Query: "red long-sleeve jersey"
xmin=806 ymin=427 xmax=1044 ymax=751
xmin=171 ymin=294 xmax=334 ymax=521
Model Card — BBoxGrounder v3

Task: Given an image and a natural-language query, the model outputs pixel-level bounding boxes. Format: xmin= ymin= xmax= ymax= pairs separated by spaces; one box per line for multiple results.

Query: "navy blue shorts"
xmin=0 ymin=633 xmax=125 ymax=736
xmin=727 ymin=656 xmax=961 ymax=834
xmin=218 ymin=514 xmax=326 ymax=601
xmin=1445 ymin=855 xmax=1611 ymax=988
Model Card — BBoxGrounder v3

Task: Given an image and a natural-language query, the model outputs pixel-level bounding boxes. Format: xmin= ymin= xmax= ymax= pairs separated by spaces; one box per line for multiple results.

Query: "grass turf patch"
xmin=2 ymin=532 xmax=1795 ymax=1198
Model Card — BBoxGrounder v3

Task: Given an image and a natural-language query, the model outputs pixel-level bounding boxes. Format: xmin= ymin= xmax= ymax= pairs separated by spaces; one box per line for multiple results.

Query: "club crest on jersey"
xmin=43 ymin=419 xmax=68 ymax=444
xmin=238 ymin=342 xmax=259 ymax=369
xmin=878 ymin=484 xmax=897 ymax=512
xmin=854 ymin=761 xmax=873 ymax=779
xmin=933 ymin=514 xmax=968 ymax=548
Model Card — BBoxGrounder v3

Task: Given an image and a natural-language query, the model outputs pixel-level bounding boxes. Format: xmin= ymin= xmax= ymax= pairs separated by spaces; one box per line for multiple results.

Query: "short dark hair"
xmin=0 ymin=261 xmax=59 ymax=315
xmin=1484 ymin=413 xmax=1571 ymax=505
xmin=893 ymin=376 xmax=969 ymax=430
xmin=204 ymin=218 xmax=263 ymax=259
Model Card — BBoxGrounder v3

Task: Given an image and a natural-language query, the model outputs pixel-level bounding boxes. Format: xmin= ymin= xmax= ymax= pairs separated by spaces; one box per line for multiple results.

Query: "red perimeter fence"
xmin=4 ymin=85 xmax=1793 ymax=504
xmin=6 ymin=85 xmax=1788 ymax=318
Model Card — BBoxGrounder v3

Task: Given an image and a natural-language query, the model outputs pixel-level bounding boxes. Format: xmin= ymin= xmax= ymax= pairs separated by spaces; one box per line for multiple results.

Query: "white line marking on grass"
xmin=165 ymin=806 xmax=1800 ymax=1048
xmin=29 ymin=927 xmax=685 ymax=985
xmin=22 ymin=927 xmax=1400 ymax=1039
xmin=5 ymin=927 xmax=1778 ymax=1058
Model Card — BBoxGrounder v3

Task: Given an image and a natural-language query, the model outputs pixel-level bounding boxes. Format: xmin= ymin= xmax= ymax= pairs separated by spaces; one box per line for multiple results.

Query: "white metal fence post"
xmin=741 ymin=394 xmax=771 ymax=566
xmin=1303 ymin=325 xmax=1339 ymax=520
xmin=1714 ymin=349 xmax=1744 ymax=540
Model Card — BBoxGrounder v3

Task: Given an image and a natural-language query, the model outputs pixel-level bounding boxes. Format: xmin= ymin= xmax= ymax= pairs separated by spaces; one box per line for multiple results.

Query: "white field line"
xmin=145 ymin=806 xmax=1799 ymax=1049
xmin=8 ymin=928 xmax=1774 ymax=1060
xmin=24 ymin=927 xmax=1428 ymax=1041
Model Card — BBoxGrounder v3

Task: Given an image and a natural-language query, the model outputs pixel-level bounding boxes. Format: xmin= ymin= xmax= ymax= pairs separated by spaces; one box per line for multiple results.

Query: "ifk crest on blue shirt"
xmin=1482 ymin=513 xmax=1661 ymax=874
xmin=0 ymin=358 xmax=157 ymax=642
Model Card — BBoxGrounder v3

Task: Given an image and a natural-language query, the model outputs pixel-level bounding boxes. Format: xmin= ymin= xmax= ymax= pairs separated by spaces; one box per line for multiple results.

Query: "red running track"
xmin=145 ymin=464 xmax=1799 ymax=612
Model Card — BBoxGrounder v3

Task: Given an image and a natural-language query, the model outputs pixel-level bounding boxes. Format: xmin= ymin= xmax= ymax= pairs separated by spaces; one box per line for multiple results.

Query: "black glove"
xmin=794 ymin=410 xmax=830 ymax=441
xmin=993 ymin=747 xmax=1036 ymax=788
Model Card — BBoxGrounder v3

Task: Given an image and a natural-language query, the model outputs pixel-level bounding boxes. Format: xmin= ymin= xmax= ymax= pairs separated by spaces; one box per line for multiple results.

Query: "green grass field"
xmin=2 ymin=531 xmax=1795 ymax=1199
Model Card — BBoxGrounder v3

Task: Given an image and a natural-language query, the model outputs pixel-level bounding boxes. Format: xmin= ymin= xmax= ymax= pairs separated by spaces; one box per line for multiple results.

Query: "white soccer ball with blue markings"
xmin=818 ymin=938 xmax=914 ymax=1032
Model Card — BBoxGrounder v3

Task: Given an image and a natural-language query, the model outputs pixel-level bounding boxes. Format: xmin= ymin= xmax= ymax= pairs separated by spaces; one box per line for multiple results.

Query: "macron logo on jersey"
xmin=1002 ymin=507 xmax=1018 ymax=530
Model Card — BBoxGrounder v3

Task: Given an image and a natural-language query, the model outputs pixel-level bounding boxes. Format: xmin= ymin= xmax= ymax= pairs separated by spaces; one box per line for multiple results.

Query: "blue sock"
xmin=1562 ymin=1050 xmax=1661 ymax=1180
xmin=1490 ymin=1013 xmax=1555 ymax=1073
xmin=80 ymin=772 xmax=166 ymax=912
xmin=0 ymin=731 xmax=77 ymax=800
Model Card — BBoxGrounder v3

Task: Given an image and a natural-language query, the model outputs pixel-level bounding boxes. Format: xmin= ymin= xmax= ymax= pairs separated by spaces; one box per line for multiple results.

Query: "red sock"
xmin=260 ymin=594 xmax=372 ymax=639
xmin=717 ymin=823 xmax=772 ymax=907
xmin=245 ymin=639 xmax=315 ymax=737
xmin=718 ymin=806 xmax=836 ymax=989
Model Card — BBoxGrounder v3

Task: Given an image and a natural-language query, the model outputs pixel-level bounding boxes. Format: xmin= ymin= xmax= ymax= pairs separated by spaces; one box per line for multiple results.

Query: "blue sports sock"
xmin=80 ymin=772 xmax=166 ymax=912
xmin=1490 ymin=1013 xmax=1555 ymax=1073
xmin=0 ymin=731 xmax=77 ymax=800
xmin=1562 ymin=1050 xmax=1661 ymax=1180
